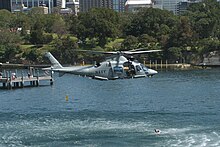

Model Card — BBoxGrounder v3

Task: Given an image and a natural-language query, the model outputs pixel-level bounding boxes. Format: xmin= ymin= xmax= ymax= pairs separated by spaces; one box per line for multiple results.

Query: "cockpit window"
xmin=95 ymin=63 xmax=101 ymax=68
xmin=136 ymin=65 xmax=142 ymax=72
xmin=141 ymin=64 xmax=148 ymax=72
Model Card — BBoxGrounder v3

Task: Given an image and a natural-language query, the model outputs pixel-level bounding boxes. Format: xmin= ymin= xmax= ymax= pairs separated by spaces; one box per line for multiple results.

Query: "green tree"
xmin=13 ymin=12 xmax=32 ymax=36
xmin=0 ymin=9 xmax=15 ymax=29
xmin=168 ymin=16 xmax=194 ymax=48
xmin=185 ymin=0 xmax=220 ymax=39
xmin=65 ymin=14 xmax=79 ymax=36
xmin=138 ymin=34 xmax=157 ymax=48
xmin=124 ymin=8 xmax=177 ymax=41
xmin=51 ymin=36 xmax=78 ymax=64
xmin=44 ymin=14 xmax=64 ymax=33
xmin=198 ymin=38 xmax=220 ymax=54
xmin=166 ymin=47 xmax=183 ymax=63
xmin=0 ymin=29 xmax=21 ymax=62
xmin=28 ymin=7 xmax=46 ymax=15
xmin=51 ymin=17 xmax=67 ymax=38
xmin=29 ymin=20 xmax=44 ymax=45
xmin=25 ymin=49 xmax=38 ymax=63
xmin=121 ymin=35 xmax=138 ymax=50
xmin=77 ymin=8 xmax=120 ymax=47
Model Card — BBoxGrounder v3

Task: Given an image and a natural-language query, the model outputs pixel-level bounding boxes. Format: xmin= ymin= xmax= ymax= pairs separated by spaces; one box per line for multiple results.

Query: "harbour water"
xmin=0 ymin=68 xmax=220 ymax=146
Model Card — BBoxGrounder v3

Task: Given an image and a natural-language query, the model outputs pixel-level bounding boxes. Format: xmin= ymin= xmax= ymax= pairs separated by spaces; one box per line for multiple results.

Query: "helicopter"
xmin=44 ymin=49 xmax=161 ymax=80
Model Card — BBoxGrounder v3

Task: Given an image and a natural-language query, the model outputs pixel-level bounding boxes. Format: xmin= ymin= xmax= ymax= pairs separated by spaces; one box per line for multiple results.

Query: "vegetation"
xmin=1 ymin=0 xmax=220 ymax=65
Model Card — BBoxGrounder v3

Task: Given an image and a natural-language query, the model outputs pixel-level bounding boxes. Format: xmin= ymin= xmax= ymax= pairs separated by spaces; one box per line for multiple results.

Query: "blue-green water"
xmin=1 ymin=69 xmax=220 ymax=146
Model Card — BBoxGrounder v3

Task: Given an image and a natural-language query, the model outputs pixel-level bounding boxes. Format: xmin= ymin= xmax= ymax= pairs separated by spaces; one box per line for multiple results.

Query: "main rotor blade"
xmin=124 ymin=50 xmax=162 ymax=55
xmin=77 ymin=50 xmax=117 ymax=55
xmin=76 ymin=49 xmax=162 ymax=55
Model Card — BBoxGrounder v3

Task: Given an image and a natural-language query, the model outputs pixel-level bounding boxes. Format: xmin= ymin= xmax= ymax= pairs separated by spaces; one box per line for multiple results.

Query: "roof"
xmin=125 ymin=0 xmax=152 ymax=5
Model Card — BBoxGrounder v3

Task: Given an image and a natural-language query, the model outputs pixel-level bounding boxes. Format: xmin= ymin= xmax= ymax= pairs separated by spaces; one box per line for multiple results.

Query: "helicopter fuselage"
xmin=66 ymin=56 xmax=157 ymax=80
xmin=44 ymin=52 xmax=158 ymax=80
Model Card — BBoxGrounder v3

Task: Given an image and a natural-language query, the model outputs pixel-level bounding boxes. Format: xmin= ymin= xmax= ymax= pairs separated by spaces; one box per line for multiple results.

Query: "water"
xmin=1 ymin=69 xmax=220 ymax=146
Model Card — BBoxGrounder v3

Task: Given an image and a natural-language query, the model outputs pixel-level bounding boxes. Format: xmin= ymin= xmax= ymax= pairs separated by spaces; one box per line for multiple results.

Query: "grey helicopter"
xmin=44 ymin=49 xmax=161 ymax=80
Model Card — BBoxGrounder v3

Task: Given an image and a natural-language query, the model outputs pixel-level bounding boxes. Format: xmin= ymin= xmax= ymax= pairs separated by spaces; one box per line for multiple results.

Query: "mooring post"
xmin=33 ymin=68 xmax=35 ymax=77
xmin=15 ymin=69 xmax=18 ymax=78
xmin=36 ymin=69 xmax=39 ymax=86
xmin=50 ymin=69 xmax=54 ymax=85
xmin=6 ymin=71 xmax=9 ymax=88
xmin=3 ymin=70 xmax=6 ymax=78
xmin=21 ymin=70 xmax=24 ymax=87
xmin=166 ymin=60 xmax=168 ymax=69
xmin=7 ymin=71 xmax=12 ymax=89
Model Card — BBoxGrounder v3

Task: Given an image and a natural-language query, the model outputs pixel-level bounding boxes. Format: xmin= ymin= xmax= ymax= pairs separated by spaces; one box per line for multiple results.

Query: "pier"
xmin=0 ymin=68 xmax=53 ymax=89
xmin=144 ymin=60 xmax=192 ymax=70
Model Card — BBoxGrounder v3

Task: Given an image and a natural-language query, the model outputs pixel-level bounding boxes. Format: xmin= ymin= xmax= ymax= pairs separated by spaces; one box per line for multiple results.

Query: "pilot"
xmin=154 ymin=129 xmax=161 ymax=134
xmin=108 ymin=61 xmax=111 ymax=67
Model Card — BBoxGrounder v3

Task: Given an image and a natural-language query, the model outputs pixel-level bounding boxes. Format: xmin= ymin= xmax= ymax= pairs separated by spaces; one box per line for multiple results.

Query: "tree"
xmin=0 ymin=9 xmax=15 ymax=29
xmin=51 ymin=17 xmax=67 ymax=38
xmin=124 ymin=8 xmax=177 ymax=41
xmin=185 ymin=0 xmax=220 ymax=39
xmin=167 ymin=16 xmax=194 ymax=48
xmin=29 ymin=20 xmax=44 ymax=45
xmin=44 ymin=14 xmax=64 ymax=33
xmin=51 ymin=36 xmax=78 ymax=64
xmin=121 ymin=35 xmax=138 ymax=50
xmin=76 ymin=8 xmax=120 ymax=47
xmin=198 ymin=38 xmax=220 ymax=54
xmin=138 ymin=34 xmax=157 ymax=48
xmin=28 ymin=7 xmax=46 ymax=15
xmin=166 ymin=47 xmax=183 ymax=63
xmin=0 ymin=29 xmax=21 ymax=62
xmin=13 ymin=12 xmax=32 ymax=36
xmin=25 ymin=49 xmax=38 ymax=63
xmin=65 ymin=14 xmax=79 ymax=36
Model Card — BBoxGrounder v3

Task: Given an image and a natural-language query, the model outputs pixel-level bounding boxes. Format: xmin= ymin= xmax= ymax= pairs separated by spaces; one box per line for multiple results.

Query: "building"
xmin=154 ymin=0 xmax=204 ymax=15
xmin=125 ymin=0 xmax=153 ymax=12
xmin=79 ymin=0 xmax=126 ymax=12
xmin=0 ymin=0 xmax=57 ymax=13
xmin=79 ymin=0 xmax=113 ymax=12
xmin=0 ymin=0 xmax=11 ymax=11
xmin=113 ymin=0 xmax=126 ymax=12
xmin=57 ymin=0 xmax=79 ymax=15
xmin=177 ymin=0 xmax=201 ymax=15
xmin=154 ymin=0 xmax=182 ymax=14
xmin=66 ymin=0 xmax=80 ymax=15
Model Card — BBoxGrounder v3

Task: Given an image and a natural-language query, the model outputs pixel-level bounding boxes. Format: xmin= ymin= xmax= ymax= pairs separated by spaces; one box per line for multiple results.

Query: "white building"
xmin=125 ymin=0 xmax=153 ymax=12
xmin=66 ymin=0 xmax=79 ymax=15
xmin=57 ymin=0 xmax=79 ymax=15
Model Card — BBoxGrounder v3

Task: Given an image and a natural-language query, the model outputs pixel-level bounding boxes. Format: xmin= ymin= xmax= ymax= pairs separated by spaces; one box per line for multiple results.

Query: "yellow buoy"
xmin=65 ymin=95 xmax=69 ymax=101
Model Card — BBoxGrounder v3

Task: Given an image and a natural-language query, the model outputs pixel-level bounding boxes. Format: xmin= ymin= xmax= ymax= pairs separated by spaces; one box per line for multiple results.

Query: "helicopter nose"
xmin=147 ymin=69 xmax=158 ymax=75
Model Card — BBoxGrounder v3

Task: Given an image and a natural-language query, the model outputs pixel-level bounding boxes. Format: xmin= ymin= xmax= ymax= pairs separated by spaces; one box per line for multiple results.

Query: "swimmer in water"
xmin=154 ymin=129 xmax=161 ymax=134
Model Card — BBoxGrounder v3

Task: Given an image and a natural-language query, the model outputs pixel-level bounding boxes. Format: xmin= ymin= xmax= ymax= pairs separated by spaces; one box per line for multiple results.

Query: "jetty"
xmin=0 ymin=67 xmax=53 ymax=89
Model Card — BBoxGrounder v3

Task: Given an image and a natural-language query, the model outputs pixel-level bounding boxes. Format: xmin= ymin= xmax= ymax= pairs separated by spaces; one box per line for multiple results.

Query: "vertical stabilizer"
xmin=45 ymin=52 xmax=63 ymax=69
